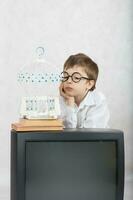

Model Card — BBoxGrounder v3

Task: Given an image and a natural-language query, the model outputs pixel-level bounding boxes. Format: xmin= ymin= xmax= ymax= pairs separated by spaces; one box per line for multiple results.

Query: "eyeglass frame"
xmin=60 ymin=71 xmax=92 ymax=83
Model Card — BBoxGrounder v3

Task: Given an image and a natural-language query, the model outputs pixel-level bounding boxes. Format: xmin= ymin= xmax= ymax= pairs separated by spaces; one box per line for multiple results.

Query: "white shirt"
xmin=59 ymin=90 xmax=110 ymax=128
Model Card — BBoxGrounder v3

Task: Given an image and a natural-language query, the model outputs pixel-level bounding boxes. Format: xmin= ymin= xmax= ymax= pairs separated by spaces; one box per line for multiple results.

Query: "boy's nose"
xmin=67 ymin=76 xmax=73 ymax=83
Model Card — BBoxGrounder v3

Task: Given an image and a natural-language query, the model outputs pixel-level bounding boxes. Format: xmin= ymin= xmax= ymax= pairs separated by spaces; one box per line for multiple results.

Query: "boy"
xmin=59 ymin=53 xmax=110 ymax=128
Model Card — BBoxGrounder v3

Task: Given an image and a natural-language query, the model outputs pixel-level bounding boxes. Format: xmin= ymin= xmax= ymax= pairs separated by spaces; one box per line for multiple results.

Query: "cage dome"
xmin=18 ymin=47 xmax=61 ymax=96
xmin=17 ymin=47 xmax=61 ymax=119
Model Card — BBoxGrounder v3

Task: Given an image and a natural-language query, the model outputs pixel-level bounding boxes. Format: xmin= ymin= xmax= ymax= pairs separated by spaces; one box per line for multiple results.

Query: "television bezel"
xmin=11 ymin=128 xmax=124 ymax=200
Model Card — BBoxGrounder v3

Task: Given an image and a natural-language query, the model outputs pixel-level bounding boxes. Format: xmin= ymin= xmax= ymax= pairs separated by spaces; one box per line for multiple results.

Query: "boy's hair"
xmin=63 ymin=53 xmax=99 ymax=91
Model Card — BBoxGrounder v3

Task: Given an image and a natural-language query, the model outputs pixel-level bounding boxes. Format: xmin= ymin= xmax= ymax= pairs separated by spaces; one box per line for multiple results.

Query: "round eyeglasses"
xmin=60 ymin=71 xmax=91 ymax=83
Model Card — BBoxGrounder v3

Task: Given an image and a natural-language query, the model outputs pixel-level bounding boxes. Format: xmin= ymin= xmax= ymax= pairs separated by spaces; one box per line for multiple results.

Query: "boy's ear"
xmin=87 ymin=80 xmax=95 ymax=90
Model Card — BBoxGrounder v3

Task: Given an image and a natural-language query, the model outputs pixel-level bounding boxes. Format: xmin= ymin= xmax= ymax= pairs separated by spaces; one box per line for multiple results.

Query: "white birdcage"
xmin=17 ymin=47 xmax=61 ymax=119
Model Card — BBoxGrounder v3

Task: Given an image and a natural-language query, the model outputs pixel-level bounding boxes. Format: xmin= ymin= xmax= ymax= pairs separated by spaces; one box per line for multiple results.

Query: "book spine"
xmin=19 ymin=119 xmax=63 ymax=127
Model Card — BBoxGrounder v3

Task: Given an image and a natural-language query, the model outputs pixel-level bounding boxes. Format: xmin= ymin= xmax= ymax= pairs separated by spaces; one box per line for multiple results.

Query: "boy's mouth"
xmin=65 ymin=87 xmax=73 ymax=91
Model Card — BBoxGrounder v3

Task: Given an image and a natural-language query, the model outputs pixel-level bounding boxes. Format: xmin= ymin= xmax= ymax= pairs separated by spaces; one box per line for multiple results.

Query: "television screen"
xmin=26 ymin=141 xmax=116 ymax=200
xmin=11 ymin=129 xmax=124 ymax=200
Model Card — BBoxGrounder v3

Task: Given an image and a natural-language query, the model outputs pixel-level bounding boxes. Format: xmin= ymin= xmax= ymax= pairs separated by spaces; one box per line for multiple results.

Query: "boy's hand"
xmin=59 ymin=83 xmax=75 ymax=107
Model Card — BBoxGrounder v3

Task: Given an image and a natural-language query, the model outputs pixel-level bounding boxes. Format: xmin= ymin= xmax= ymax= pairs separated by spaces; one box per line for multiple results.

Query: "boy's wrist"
xmin=66 ymin=101 xmax=75 ymax=107
xmin=65 ymin=98 xmax=75 ymax=107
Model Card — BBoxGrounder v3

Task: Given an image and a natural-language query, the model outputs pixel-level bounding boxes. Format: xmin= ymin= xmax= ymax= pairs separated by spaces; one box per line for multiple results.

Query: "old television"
xmin=11 ymin=128 xmax=124 ymax=200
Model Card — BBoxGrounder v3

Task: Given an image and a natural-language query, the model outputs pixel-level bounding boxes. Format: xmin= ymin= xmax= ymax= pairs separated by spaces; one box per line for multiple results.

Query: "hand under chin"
xmin=65 ymin=91 xmax=75 ymax=97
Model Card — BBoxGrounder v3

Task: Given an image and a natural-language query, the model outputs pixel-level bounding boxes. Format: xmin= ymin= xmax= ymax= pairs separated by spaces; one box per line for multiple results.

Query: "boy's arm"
xmin=59 ymin=96 xmax=77 ymax=128
xmin=59 ymin=83 xmax=77 ymax=128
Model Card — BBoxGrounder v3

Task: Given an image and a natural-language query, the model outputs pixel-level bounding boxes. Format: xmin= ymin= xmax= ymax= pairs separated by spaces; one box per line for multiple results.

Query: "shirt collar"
xmin=79 ymin=90 xmax=96 ymax=109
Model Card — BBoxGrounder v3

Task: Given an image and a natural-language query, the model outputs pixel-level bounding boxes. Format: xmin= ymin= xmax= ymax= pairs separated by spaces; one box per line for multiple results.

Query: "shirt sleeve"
xmin=82 ymin=98 xmax=110 ymax=128
xmin=59 ymin=97 xmax=77 ymax=128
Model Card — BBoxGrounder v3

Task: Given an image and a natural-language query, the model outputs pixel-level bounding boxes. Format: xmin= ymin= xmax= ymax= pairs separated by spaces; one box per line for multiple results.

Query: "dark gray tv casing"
xmin=11 ymin=128 xmax=124 ymax=200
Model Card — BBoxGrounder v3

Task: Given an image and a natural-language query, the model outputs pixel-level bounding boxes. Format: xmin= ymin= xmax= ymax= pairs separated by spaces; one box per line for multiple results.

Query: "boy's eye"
xmin=60 ymin=72 xmax=69 ymax=81
xmin=72 ymin=74 xmax=82 ymax=82
xmin=74 ymin=76 xmax=81 ymax=80
xmin=73 ymin=73 xmax=82 ymax=79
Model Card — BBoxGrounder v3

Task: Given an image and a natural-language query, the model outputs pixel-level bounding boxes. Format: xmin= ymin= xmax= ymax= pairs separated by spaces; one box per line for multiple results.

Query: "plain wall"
xmin=0 ymin=0 xmax=132 ymax=199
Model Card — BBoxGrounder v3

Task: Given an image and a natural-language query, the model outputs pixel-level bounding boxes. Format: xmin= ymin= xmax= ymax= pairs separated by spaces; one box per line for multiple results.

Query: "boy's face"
xmin=62 ymin=65 xmax=94 ymax=98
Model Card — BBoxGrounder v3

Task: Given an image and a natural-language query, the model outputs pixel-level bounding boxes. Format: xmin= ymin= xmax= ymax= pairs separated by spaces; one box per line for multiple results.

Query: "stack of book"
xmin=11 ymin=118 xmax=64 ymax=131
